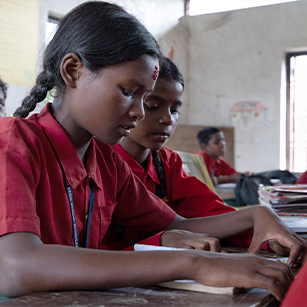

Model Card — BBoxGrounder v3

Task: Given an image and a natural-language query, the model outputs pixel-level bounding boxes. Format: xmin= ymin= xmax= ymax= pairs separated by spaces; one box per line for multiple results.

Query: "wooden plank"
xmin=0 ymin=286 xmax=276 ymax=307
xmin=165 ymin=125 xmax=234 ymax=167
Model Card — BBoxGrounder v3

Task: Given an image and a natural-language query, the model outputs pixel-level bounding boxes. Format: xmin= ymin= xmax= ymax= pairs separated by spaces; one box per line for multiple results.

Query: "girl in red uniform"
xmin=0 ymin=1 xmax=305 ymax=302
xmin=114 ymin=57 xmax=253 ymax=248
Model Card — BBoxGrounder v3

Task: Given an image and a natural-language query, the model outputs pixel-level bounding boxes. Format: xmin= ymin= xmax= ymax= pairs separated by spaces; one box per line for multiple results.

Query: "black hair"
xmin=158 ymin=57 xmax=184 ymax=88
xmin=0 ymin=78 xmax=8 ymax=100
xmin=14 ymin=1 xmax=163 ymax=118
xmin=150 ymin=57 xmax=184 ymax=200
xmin=197 ymin=127 xmax=221 ymax=147
xmin=151 ymin=150 xmax=167 ymax=199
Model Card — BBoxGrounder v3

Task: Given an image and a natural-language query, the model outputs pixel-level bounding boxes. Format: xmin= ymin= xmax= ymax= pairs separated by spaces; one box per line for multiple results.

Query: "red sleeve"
xmin=281 ymin=261 xmax=307 ymax=306
xmin=161 ymin=148 xmax=236 ymax=218
xmin=112 ymin=154 xmax=176 ymax=235
xmin=122 ymin=232 xmax=163 ymax=251
xmin=160 ymin=148 xmax=256 ymax=247
xmin=219 ymin=158 xmax=237 ymax=176
xmin=296 ymin=171 xmax=307 ymax=184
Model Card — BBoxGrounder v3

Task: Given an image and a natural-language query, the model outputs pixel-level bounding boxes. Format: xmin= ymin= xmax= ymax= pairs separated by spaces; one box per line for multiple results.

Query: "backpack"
xmin=235 ymin=174 xmax=272 ymax=207
xmin=256 ymin=170 xmax=298 ymax=184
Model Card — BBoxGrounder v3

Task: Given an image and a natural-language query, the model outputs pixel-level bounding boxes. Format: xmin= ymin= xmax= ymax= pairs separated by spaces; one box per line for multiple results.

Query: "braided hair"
xmin=14 ymin=1 xmax=162 ymax=118
xmin=151 ymin=150 xmax=167 ymax=199
xmin=0 ymin=78 xmax=8 ymax=100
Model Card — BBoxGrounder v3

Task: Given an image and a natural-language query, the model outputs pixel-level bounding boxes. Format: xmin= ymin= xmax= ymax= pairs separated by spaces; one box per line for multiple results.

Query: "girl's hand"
xmin=160 ymin=229 xmax=221 ymax=252
xmin=247 ymin=206 xmax=307 ymax=266
xmin=190 ymin=251 xmax=294 ymax=302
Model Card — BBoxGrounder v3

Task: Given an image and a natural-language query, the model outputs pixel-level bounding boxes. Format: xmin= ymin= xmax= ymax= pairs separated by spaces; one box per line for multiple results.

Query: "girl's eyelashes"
xmin=121 ymin=88 xmax=133 ymax=97
xmin=144 ymin=103 xmax=159 ymax=111
xmin=171 ymin=109 xmax=180 ymax=115
xmin=144 ymin=103 xmax=181 ymax=115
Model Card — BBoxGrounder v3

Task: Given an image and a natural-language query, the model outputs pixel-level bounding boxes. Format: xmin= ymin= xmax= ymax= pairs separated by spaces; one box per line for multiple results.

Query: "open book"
xmin=134 ymin=244 xmax=288 ymax=295
xmin=134 ymin=244 xmax=243 ymax=295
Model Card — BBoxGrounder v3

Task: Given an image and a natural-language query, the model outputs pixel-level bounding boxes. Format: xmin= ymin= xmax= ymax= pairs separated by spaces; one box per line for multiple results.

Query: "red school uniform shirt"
xmin=296 ymin=171 xmax=307 ymax=184
xmin=281 ymin=260 xmax=307 ymax=307
xmin=114 ymin=145 xmax=254 ymax=248
xmin=195 ymin=151 xmax=237 ymax=177
xmin=0 ymin=104 xmax=176 ymax=249
xmin=114 ymin=144 xmax=235 ymax=218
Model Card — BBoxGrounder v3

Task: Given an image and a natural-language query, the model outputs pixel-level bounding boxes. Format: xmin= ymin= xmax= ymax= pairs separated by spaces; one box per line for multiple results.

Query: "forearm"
xmin=227 ymin=172 xmax=242 ymax=183
xmin=0 ymin=233 xmax=196 ymax=298
xmin=167 ymin=206 xmax=267 ymax=240
xmin=211 ymin=172 xmax=241 ymax=185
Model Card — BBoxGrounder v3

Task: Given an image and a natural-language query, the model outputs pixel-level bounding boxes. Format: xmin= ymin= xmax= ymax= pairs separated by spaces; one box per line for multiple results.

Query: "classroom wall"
xmin=176 ymin=1 xmax=307 ymax=173
xmin=4 ymin=0 xmax=307 ymax=173
xmin=4 ymin=0 xmax=185 ymax=116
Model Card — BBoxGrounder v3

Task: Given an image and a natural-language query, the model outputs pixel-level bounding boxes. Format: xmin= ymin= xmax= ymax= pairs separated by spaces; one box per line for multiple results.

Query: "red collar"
xmin=37 ymin=103 xmax=103 ymax=190
xmin=114 ymin=144 xmax=160 ymax=185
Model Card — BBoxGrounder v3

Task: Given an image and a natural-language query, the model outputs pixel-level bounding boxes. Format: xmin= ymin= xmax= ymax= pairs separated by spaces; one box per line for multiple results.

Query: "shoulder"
xmin=195 ymin=151 xmax=208 ymax=159
xmin=159 ymin=146 xmax=182 ymax=164
xmin=218 ymin=157 xmax=232 ymax=167
xmin=0 ymin=115 xmax=44 ymax=143
xmin=195 ymin=151 xmax=211 ymax=164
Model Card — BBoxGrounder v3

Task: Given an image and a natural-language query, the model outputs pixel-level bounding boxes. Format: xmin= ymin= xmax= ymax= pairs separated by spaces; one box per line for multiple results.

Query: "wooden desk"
xmin=0 ymin=286 xmax=279 ymax=307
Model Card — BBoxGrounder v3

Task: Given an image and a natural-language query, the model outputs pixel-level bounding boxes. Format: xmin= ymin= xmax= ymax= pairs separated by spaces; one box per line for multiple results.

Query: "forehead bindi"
xmin=151 ymin=66 xmax=159 ymax=80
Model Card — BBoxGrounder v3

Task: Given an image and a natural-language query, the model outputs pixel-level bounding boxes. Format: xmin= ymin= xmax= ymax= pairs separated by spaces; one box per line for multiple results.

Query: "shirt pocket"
xmin=98 ymin=202 xmax=118 ymax=244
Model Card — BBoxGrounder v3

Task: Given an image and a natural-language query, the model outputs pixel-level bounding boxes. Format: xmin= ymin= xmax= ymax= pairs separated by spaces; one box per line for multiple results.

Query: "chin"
xmin=97 ymin=136 xmax=124 ymax=145
xmin=148 ymin=146 xmax=161 ymax=152
xmin=111 ymin=137 xmax=124 ymax=145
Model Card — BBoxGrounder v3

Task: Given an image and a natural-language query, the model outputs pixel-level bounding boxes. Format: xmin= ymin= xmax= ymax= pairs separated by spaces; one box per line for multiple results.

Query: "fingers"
xmin=160 ymin=229 xmax=221 ymax=252
xmin=247 ymin=236 xmax=262 ymax=255
xmin=235 ymin=257 xmax=293 ymax=302
xmin=287 ymin=242 xmax=304 ymax=266
xmin=254 ymin=262 xmax=293 ymax=302
xmin=187 ymin=237 xmax=221 ymax=252
xmin=271 ymin=232 xmax=304 ymax=266
xmin=267 ymin=241 xmax=290 ymax=256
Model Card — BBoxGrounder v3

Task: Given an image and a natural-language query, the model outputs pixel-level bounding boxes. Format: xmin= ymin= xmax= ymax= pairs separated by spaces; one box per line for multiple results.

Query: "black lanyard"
xmin=56 ymin=156 xmax=94 ymax=248
xmin=64 ymin=176 xmax=94 ymax=248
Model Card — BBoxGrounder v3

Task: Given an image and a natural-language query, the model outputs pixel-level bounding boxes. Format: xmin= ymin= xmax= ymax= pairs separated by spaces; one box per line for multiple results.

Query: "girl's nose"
xmin=129 ymin=99 xmax=145 ymax=121
xmin=159 ymin=111 xmax=173 ymax=125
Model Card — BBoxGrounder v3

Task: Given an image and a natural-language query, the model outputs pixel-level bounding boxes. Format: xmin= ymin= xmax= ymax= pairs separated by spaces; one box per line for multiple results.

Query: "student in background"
xmin=196 ymin=127 xmax=251 ymax=186
xmin=0 ymin=78 xmax=7 ymax=118
xmin=0 ymin=1 xmax=304 ymax=301
xmin=296 ymin=170 xmax=307 ymax=184
xmin=114 ymin=57 xmax=253 ymax=248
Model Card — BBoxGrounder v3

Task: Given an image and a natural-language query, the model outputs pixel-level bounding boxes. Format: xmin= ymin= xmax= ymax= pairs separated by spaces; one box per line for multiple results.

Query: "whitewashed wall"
xmin=179 ymin=1 xmax=307 ymax=172
xmin=5 ymin=0 xmax=185 ymax=115
xmin=5 ymin=0 xmax=307 ymax=173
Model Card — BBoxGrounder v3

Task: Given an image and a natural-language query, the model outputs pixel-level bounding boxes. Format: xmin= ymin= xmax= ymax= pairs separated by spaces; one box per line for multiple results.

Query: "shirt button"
xmin=85 ymin=214 xmax=88 ymax=220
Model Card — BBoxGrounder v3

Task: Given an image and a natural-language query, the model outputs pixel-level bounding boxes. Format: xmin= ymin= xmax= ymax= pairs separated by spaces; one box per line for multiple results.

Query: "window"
xmin=285 ymin=52 xmax=307 ymax=173
xmin=187 ymin=0 xmax=298 ymax=16
xmin=45 ymin=16 xmax=60 ymax=45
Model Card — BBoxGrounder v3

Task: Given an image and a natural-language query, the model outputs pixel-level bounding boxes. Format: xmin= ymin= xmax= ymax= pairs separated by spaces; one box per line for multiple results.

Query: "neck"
xmin=210 ymin=154 xmax=219 ymax=161
xmin=120 ymin=138 xmax=151 ymax=165
xmin=51 ymin=100 xmax=93 ymax=162
xmin=77 ymin=141 xmax=91 ymax=164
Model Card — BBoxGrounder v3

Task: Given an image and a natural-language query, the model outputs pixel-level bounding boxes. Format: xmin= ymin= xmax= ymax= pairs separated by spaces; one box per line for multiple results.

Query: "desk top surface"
xmin=0 ymin=286 xmax=279 ymax=307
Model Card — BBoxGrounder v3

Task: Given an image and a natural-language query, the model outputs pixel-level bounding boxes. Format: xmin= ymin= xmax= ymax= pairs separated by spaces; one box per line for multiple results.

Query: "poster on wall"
xmin=0 ymin=0 xmax=39 ymax=86
xmin=216 ymin=93 xmax=277 ymax=171
xmin=217 ymin=93 xmax=276 ymax=130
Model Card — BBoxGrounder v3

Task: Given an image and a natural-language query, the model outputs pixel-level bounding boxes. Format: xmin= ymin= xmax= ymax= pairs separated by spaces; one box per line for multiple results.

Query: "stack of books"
xmin=258 ymin=184 xmax=307 ymax=215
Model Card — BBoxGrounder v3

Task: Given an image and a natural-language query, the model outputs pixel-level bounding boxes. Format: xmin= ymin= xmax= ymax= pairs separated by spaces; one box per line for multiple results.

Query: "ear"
xmin=201 ymin=143 xmax=207 ymax=152
xmin=60 ymin=53 xmax=83 ymax=88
